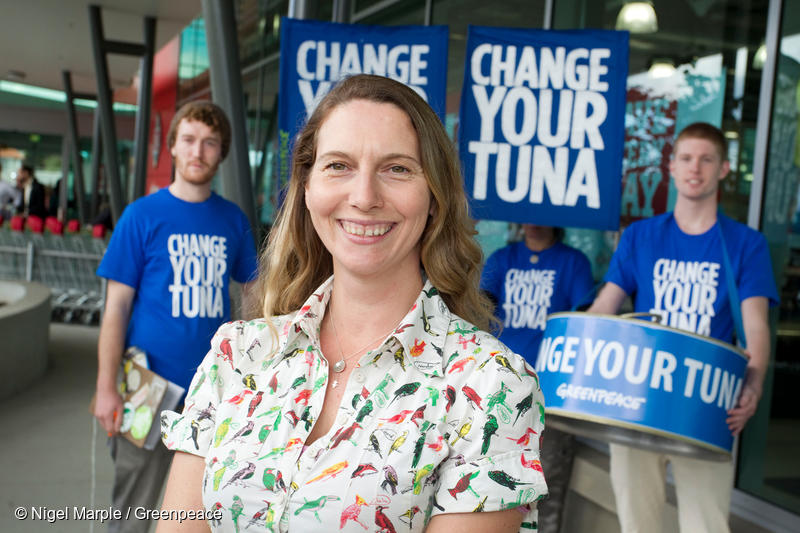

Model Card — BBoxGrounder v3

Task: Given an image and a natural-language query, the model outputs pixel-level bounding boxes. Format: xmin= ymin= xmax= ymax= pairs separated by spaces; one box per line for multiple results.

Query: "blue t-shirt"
xmin=97 ymin=188 xmax=259 ymax=390
xmin=604 ymin=213 xmax=778 ymax=343
xmin=481 ymin=241 xmax=594 ymax=364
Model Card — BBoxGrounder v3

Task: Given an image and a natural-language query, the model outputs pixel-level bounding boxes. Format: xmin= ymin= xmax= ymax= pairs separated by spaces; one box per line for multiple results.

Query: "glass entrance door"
xmin=738 ymin=0 xmax=800 ymax=516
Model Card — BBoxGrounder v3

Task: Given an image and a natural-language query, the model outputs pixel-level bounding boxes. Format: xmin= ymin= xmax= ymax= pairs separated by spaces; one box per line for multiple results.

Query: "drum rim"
xmin=546 ymin=406 xmax=732 ymax=458
xmin=548 ymin=311 xmax=748 ymax=361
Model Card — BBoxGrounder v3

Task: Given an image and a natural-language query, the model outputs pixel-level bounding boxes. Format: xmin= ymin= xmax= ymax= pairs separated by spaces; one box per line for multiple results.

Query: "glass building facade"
xmin=0 ymin=0 xmax=780 ymax=531
xmin=0 ymin=0 xmax=793 ymax=527
xmin=150 ymin=0 xmax=800 ymax=528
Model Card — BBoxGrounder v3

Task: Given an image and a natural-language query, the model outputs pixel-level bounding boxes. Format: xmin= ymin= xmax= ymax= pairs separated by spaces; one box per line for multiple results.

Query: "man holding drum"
xmin=589 ymin=122 xmax=778 ymax=533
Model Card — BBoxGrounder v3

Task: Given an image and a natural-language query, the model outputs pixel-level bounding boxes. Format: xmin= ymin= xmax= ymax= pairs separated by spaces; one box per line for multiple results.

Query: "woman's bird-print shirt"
xmin=162 ymin=277 xmax=548 ymax=532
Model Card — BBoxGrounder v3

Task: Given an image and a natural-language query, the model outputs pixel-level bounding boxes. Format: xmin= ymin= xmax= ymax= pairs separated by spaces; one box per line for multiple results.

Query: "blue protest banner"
xmin=278 ymin=18 xmax=449 ymax=189
xmin=459 ymin=26 xmax=629 ymax=230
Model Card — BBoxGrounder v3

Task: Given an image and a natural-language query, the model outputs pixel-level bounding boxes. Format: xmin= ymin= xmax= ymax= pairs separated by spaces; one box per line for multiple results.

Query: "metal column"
xmin=201 ymin=0 xmax=258 ymax=233
xmin=88 ymin=5 xmax=125 ymax=226
xmin=748 ymin=0 xmax=783 ymax=229
xmin=332 ymin=0 xmax=350 ymax=23
xmin=251 ymin=60 xmax=266 ymax=183
xmin=256 ymin=93 xmax=279 ymax=200
xmin=543 ymin=0 xmax=554 ymax=30
xmin=131 ymin=16 xmax=156 ymax=202
xmin=288 ymin=0 xmax=312 ymax=19
xmin=59 ymin=137 xmax=70 ymax=219
xmin=89 ymin=109 xmax=103 ymax=220
xmin=88 ymin=4 xmax=154 ymax=225
xmin=61 ymin=71 xmax=88 ymax=223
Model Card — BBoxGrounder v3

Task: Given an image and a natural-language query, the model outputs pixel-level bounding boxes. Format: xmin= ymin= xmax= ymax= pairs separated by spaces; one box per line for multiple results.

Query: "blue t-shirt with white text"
xmin=481 ymin=241 xmax=595 ymax=364
xmin=604 ymin=213 xmax=778 ymax=344
xmin=97 ymin=188 xmax=259 ymax=390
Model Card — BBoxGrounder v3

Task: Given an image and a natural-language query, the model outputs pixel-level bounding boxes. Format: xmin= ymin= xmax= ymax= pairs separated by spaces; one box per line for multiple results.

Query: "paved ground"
xmin=0 ymin=323 xmax=116 ymax=533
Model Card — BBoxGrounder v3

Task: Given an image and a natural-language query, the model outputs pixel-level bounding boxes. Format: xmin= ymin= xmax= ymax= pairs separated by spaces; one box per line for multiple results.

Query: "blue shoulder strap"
xmin=571 ymin=281 xmax=604 ymax=311
xmin=715 ymin=212 xmax=747 ymax=348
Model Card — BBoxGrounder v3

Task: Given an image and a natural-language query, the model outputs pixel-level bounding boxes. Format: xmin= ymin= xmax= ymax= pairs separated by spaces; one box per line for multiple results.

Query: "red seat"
xmin=92 ymin=223 xmax=107 ymax=239
xmin=45 ymin=216 xmax=58 ymax=232
xmin=10 ymin=215 xmax=25 ymax=232
xmin=27 ymin=215 xmax=44 ymax=234
xmin=49 ymin=219 xmax=64 ymax=235
xmin=67 ymin=219 xmax=81 ymax=233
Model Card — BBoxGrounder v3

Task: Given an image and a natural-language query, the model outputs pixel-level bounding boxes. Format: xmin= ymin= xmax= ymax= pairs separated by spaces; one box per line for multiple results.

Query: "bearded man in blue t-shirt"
xmin=589 ymin=123 xmax=778 ymax=533
xmin=93 ymin=101 xmax=259 ymax=533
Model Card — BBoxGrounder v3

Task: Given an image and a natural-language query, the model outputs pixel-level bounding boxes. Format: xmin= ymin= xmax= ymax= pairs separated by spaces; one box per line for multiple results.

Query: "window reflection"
xmin=741 ymin=0 xmax=800 ymax=512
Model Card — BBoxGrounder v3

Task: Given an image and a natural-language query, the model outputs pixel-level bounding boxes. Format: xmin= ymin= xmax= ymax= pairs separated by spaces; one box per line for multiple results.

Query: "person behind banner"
xmin=588 ymin=122 xmax=778 ymax=533
xmin=481 ymin=224 xmax=593 ymax=533
xmin=93 ymin=101 xmax=259 ymax=533
xmin=158 ymin=74 xmax=548 ymax=532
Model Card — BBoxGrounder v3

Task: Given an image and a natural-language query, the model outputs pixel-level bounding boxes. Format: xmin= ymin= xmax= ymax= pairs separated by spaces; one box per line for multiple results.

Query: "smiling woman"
xmin=158 ymin=75 xmax=548 ymax=533
xmin=304 ymin=99 xmax=432 ymax=283
xmin=260 ymin=75 xmax=493 ymax=325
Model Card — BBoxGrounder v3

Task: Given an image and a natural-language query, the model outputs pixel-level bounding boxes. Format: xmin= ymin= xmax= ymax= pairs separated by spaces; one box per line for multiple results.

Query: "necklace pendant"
xmin=332 ymin=359 xmax=346 ymax=373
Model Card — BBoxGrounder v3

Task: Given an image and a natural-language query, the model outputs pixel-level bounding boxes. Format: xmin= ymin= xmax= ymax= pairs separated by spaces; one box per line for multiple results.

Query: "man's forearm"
xmin=726 ymin=296 xmax=770 ymax=434
xmin=95 ymin=281 xmax=135 ymax=433
xmin=587 ymin=282 xmax=627 ymax=315
xmin=742 ymin=297 xmax=770 ymax=397
xmin=96 ymin=305 xmax=128 ymax=392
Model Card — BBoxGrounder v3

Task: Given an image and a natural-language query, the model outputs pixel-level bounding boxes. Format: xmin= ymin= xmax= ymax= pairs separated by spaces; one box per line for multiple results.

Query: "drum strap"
xmin=716 ymin=214 xmax=747 ymax=348
xmin=572 ymin=281 xmax=603 ymax=311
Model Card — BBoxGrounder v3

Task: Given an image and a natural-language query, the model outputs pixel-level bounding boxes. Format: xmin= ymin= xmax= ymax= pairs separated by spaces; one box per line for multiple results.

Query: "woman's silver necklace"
xmin=327 ymin=305 xmax=393 ymax=387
